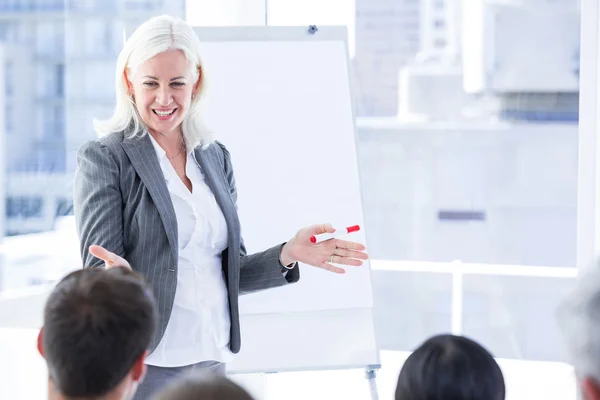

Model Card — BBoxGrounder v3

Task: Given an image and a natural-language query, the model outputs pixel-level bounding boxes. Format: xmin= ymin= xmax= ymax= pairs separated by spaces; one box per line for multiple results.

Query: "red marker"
xmin=310 ymin=225 xmax=360 ymax=244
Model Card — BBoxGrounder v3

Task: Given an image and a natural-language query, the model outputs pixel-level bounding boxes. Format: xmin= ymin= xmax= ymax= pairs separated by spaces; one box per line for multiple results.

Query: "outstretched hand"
xmin=89 ymin=245 xmax=132 ymax=269
xmin=280 ymin=223 xmax=368 ymax=274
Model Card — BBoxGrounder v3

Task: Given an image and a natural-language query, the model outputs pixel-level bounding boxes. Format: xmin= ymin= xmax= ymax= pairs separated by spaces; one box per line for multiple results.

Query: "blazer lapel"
xmin=121 ymin=135 xmax=178 ymax=266
xmin=193 ymin=146 xmax=240 ymax=250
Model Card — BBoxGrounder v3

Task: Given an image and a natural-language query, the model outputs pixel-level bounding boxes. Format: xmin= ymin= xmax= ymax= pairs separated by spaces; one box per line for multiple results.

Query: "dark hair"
xmin=153 ymin=375 xmax=255 ymax=400
xmin=43 ymin=267 xmax=158 ymax=398
xmin=395 ymin=334 xmax=505 ymax=400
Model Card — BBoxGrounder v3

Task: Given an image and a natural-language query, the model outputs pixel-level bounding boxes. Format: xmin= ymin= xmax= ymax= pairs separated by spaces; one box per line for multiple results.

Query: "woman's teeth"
xmin=154 ymin=109 xmax=175 ymax=116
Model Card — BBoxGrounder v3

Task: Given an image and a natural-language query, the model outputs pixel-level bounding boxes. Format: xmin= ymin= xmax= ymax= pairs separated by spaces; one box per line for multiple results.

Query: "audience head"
xmin=153 ymin=375 xmax=255 ymax=400
xmin=558 ymin=264 xmax=600 ymax=400
xmin=395 ymin=334 xmax=505 ymax=400
xmin=38 ymin=267 xmax=158 ymax=400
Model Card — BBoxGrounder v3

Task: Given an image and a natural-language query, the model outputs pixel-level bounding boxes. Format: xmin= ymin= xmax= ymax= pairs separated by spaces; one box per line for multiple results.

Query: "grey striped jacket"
xmin=73 ymin=130 xmax=299 ymax=354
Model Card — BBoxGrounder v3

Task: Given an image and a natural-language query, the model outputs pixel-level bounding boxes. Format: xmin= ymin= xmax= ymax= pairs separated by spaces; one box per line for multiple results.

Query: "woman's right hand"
xmin=89 ymin=245 xmax=132 ymax=269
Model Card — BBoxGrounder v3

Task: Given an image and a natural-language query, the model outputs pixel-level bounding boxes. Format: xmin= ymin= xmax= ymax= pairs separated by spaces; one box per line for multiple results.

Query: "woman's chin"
xmin=148 ymin=120 xmax=181 ymax=135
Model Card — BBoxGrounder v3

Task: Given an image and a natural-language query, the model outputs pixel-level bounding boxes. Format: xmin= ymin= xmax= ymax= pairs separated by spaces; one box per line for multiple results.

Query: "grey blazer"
xmin=73 ymin=130 xmax=300 ymax=354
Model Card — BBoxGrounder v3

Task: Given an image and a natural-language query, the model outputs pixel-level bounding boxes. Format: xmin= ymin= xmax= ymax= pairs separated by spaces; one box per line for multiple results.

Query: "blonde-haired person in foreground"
xmin=73 ymin=14 xmax=369 ymax=400
xmin=153 ymin=375 xmax=254 ymax=400
xmin=557 ymin=264 xmax=600 ymax=400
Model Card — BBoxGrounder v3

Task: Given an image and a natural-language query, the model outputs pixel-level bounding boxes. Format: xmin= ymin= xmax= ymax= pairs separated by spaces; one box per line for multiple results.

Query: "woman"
xmin=73 ymin=14 xmax=368 ymax=399
xmin=395 ymin=334 xmax=505 ymax=400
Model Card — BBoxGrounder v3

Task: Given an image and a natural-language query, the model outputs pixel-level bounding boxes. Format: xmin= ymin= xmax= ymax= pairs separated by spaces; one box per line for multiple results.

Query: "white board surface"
xmin=194 ymin=26 xmax=379 ymax=373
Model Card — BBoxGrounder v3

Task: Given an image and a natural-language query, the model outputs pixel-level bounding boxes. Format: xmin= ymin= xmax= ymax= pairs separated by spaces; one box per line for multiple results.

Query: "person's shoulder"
xmin=77 ymin=131 xmax=127 ymax=159
xmin=207 ymin=140 xmax=231 ymax=160
xmin=194 ymin=139 xmax=227 ymax=158
xmin=194 ymin=140 xmax=234 ymax=173
xmin=97 ymin=130 xmax=127 ymax=148
xmin=79 ymin=130 xmax=125 ymax=147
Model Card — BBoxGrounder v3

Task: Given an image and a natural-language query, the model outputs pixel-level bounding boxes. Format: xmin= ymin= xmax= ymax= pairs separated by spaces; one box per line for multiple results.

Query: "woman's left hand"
xmin=280 ymin=223 xmax=369 ymax=274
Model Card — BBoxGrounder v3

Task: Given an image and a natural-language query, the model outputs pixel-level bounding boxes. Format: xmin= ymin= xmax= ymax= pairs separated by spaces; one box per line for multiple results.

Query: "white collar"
xmin=147 ymin=132 xmax=193 ymax=162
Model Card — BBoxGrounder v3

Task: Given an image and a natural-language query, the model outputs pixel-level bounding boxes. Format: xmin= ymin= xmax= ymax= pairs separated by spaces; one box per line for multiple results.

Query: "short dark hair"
xmin=153 ymin=375 xmax=255 ymax=400
xmin=395 ymin=334 xmax=505 ymax=400
xmin=43 ymin=267 xmax=158 ymax=398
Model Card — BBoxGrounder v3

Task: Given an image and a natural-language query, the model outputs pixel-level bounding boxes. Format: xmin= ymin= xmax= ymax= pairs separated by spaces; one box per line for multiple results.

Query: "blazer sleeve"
xmin=73 ymin=140 xmax=125 ymax=269
xmin=216 ymin=142 xmax=300 ymax=295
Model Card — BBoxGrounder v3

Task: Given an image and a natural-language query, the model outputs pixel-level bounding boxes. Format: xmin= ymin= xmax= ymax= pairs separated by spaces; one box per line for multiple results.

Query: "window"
xmin=6 ymin=104 xmax=13 ymax=133
xmin=85 ymin=61 xmax=115 ymax=97
xmin=68 ymin=0 xmax=113 ymax=12
xmin=123 ymin=0 xmax=158 ymax=11
xmin=5 ymin=61 xmax=12 ymax=96
xmin=43 ymin=105 xmax=64 ymax=139
xmin=267 ymin=0 xmax=356 ymax=57
xmin=6 ymin=197 xmax=43 ymax=219
xmin=434 ymin=38 xmax=447 ymax=47
xmin=36 ymin=64 xmax=64 ymax=98
xmin=85 ymin=20 xmax=112 ymax=56
xmin=53 ymin=106 xmax=65 ymax=138
xmin=56 ymin=64 xmax=64 ymax=97
xmin=35 ymin=21 xmax=65 ymax=57
xmin=37 ymin=0 xmax=65 ymax=11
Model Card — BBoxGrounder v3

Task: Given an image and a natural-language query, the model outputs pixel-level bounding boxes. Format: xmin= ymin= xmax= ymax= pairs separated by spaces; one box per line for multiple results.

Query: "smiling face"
xmin=126 ymin=49 xmax=199 ymax=137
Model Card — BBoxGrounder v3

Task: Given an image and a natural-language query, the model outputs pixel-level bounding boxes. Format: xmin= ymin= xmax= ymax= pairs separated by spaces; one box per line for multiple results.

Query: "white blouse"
xmin=144 ymin=135 xmax=234 ymax=367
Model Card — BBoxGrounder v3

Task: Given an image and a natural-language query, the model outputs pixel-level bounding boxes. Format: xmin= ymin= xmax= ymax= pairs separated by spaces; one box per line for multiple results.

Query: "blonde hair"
xmin=94 ymin=15 xmax=212 ymax=149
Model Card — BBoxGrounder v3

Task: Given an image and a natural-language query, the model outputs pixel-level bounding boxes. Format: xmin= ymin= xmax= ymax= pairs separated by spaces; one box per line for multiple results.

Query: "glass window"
xmin=263 ymin=0 xmax=581 ymax=397
xmin=36 ymin=22 xmax=55 ymax=55
xmin=36 ymin=64 xmax=63 ymax=97
xmin=64 ymin=62 xmax=84 ymax=98
xmin=68 ymin=0 xmax=106 ymax=12
xmin=5 ymin=61 xmax=12 ymax=96
xmin=37 ymin=0 xmax=65 ymax=11
xmin=64 ymin=19 xmax=84 ymax=58
xmin=433 ymin=19 xmax=445 ymax=29
xmin=6 ymin=104 xmax=13 ymax=133
xmin=433 ymin=37 xmax=446 ymax=47
xmin=56 ymin=64 xmax=64 ymax=97
xmin=85 ymin=61 xmax=115 ymax=97
xmin=36 ymin=64 xmax=53 ymax=97
xmin=3 ymin=22 xmax=18 ymax=42
xmin=36 ymin=20 xmax=64 ymax=57
xmin=267 ymin=0 xmax=356 ymax=56
xmin=123 ymin=0 xmax=156 ymax=10
xmin=52 ymin=107 xmax=62 ymax=139
xmin=85 ymin=20 xmax=111 ymax=56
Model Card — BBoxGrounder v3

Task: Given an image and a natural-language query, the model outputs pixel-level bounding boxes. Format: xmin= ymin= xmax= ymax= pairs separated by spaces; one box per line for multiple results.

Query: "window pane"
xmin=268 ymin=0 xmax=355 ymax=56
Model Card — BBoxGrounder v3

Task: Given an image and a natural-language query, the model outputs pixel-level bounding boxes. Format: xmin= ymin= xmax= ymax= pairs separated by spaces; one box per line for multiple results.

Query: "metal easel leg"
xmin=365 ymin=367 xmax=379 ymax=400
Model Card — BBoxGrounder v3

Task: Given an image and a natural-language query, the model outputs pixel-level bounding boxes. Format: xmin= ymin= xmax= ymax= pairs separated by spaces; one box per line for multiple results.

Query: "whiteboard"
xmin=193 ymin=26 xmax=379 ymax=373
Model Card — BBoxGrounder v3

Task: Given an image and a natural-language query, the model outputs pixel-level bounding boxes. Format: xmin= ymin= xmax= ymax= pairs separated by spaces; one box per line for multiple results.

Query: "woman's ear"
xmin=193 ymin=65 xmax=202 ymax=93
xmin=123 ymin=70 xmax=133 ymax=95
xmin=37 ymin=327 xmax=45 ymax=358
